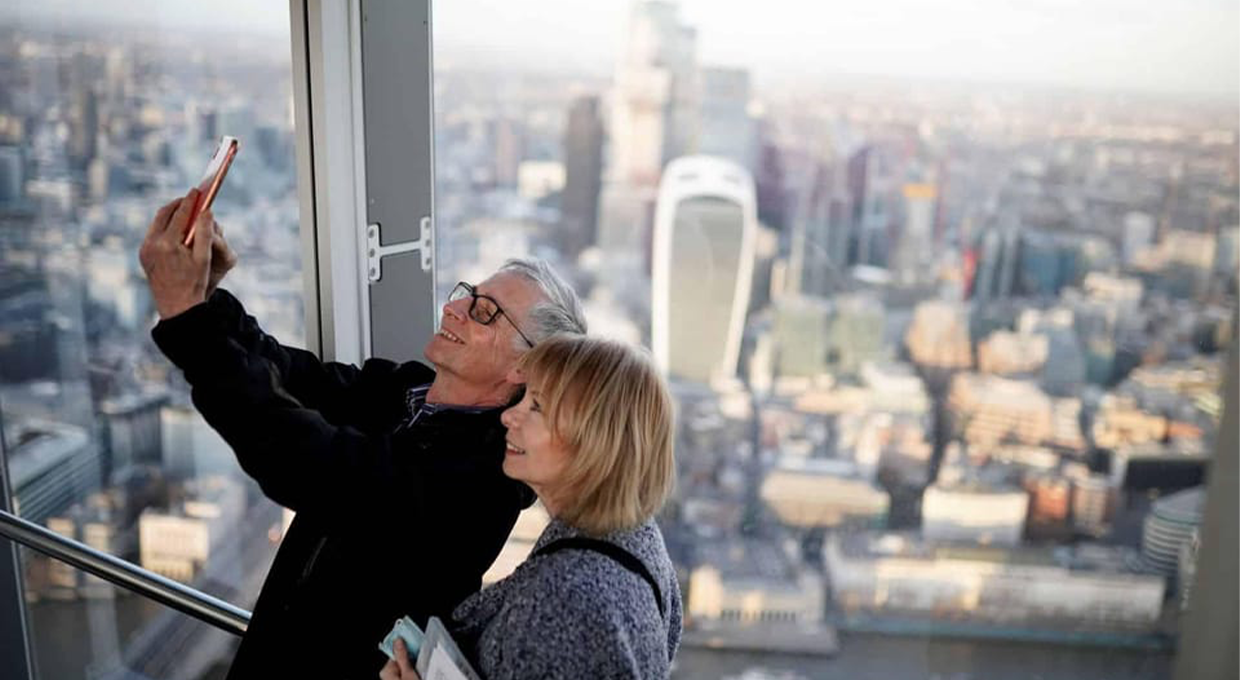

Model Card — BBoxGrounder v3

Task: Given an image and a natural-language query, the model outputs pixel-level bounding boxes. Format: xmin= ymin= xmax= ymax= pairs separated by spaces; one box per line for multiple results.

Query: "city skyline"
xmin=3 ymin=0 xmax=1238 ymax=99
xmin=0 ymin=3 xmax=1235 ymax=678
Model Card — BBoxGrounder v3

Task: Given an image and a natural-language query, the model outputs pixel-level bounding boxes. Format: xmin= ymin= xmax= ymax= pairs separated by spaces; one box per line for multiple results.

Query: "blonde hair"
xmin=519 ymin=335 xmax=676 ymax=536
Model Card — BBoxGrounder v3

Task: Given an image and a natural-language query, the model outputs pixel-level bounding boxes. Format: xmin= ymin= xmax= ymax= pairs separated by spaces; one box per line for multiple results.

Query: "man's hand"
xmin=139 ymin=188 xmax=215 ymax=320
xmin=379 ymin=638 xmax=421 ymax=680
xmin=205 ymin=220 xmax=238 ymax=299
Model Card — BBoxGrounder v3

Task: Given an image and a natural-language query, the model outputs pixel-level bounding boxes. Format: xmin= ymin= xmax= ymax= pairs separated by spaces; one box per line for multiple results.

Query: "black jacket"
xmin=151 ymin=289 xmax=533 ymax=679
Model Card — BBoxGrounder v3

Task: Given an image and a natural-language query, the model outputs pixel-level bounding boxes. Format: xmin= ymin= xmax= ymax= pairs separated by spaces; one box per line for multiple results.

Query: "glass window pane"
xmin=433 ymin=2 xmax=1235 ymax=678
xmin=19 ymin=551 xmax=247 ymax=679
xmin=0 ymin=4 xmax=301 ymax=678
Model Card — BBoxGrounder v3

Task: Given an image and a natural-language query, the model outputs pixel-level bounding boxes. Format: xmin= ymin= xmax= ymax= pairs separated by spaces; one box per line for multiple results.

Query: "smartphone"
xmin=183 ymin=136 xmax=239 ymax=246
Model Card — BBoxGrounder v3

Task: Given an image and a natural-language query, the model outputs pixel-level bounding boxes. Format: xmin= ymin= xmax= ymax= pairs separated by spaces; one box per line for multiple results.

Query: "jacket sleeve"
xmin=150 ymin=296 xmax=423 ymax=515
xmin=154 ymin=289 xmax=424 ymax=433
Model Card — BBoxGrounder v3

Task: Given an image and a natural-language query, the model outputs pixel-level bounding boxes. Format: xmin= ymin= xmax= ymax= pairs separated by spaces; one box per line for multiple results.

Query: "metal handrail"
xmin=0 ymin=509 xmax=250 ymax=637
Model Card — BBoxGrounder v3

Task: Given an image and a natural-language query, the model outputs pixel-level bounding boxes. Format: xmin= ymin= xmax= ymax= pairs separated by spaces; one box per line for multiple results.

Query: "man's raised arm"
xmin=140 ymin=191 xmax=424 ymax=432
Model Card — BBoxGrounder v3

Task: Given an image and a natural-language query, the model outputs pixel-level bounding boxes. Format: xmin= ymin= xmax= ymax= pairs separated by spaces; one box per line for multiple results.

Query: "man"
xmin=138 ymin=189 xmax=587 ymax=678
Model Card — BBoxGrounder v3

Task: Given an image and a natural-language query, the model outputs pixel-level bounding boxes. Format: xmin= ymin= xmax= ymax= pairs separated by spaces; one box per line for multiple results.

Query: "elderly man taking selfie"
xmin=138 ymin=189 xmax=586 ymax=679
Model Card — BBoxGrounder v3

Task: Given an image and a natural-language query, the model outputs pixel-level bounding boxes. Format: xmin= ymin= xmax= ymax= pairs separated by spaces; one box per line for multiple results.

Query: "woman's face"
xmin=499 ymin=374 xmax=575 ymax=507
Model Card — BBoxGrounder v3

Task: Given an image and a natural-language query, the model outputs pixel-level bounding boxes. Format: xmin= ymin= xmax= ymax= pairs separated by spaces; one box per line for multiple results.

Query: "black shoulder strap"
xmin=533 ymin=537 xmax=665 ymax=617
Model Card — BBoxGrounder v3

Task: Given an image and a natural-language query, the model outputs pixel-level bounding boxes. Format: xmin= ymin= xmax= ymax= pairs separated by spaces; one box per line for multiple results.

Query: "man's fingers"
xmin=211 ymin=222 xmax=239 ymax=266
xmin=191 ymin=210 xmax=214 ymax=263
xmin=166 ymin=188 xmax=200 ymax=242
xmin=379 ymin=659 xmax=400 ymax=680
xmin=146 ymin=198 xmax=182 ymax=241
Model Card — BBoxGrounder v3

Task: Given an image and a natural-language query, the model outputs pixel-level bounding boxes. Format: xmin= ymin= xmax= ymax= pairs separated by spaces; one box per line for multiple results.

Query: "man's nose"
xmin=443 ymin=297 xmax=468 ymax=322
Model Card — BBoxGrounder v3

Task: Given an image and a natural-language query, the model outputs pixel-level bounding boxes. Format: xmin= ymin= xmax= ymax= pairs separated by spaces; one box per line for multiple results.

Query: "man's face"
xmin=424 ymin=272 xmax=542 ymax=394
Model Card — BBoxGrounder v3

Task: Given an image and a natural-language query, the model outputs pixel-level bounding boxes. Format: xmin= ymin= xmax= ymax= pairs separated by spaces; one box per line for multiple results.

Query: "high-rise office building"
xmin=697 ymin=67 xmax=754 ymax=171
xmin=845 ymin=146 xmax=871 ymax=266
xmin=754 ymin=134 xmax=789 ymax=233
xmin=596 ymin=1 xmax=697 ymax=280
xmin=492 ymin=117 xmax=524 ymax=187
xmin=560 ymin=96 xmax=604 ymax=256
xmin=608 ymin=0 xmax=696 ymax=186
xmin=787 ymin=159 xmax=850 ymax=298
xmin=972 ymin=221 xmax=1021 ymax=302
xmin=846 ymin=145 xmax=898 ymax=268
xmin=891 ymin=182 xmax=938 ymax=285
xmin=69 ymin=85 xmax=100 ymax=170
xmin=1041 ymin=327 xmax=1087 ymax=397
xmin=652 ymin=156 xmax=757 ymax=385
xmin=98 ymin=391 xmax=170 ymax=484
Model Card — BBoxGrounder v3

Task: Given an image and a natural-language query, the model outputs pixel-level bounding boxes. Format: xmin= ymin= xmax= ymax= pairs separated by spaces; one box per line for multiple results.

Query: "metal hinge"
xmin=366 ymin=216 xmax=432 ymax=283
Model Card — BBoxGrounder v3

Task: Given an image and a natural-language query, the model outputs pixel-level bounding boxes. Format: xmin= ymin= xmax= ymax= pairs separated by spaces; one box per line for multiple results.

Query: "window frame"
xmin=1172 ymin=344 xmax=1239 ymax=680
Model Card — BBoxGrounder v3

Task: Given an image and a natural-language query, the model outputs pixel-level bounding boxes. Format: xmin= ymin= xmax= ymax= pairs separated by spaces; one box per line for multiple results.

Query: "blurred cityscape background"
xmin=0 ymin=1 xmax=1235 ymax=678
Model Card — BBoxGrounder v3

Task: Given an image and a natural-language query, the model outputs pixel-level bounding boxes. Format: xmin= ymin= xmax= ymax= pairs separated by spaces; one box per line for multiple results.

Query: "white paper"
xmin=415 ymin=616 xmax=482 ymax=680
xmin=424 ymin=645 xmax=472 ymax=680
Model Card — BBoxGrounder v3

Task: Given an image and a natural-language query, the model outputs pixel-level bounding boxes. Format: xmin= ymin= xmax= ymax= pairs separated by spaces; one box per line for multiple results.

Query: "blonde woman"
xmin=381 ymin=335 xmax=681 ymax=680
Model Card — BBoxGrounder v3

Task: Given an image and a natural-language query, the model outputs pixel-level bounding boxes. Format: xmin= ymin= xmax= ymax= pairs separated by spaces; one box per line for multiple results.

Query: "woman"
xmin=381 ymin=335 xmax=682 ymax=679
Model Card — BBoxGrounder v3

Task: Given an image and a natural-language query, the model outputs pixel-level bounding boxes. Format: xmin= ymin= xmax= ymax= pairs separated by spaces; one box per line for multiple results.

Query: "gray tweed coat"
xmin=450 ymin=517 xmax=682 ymax=679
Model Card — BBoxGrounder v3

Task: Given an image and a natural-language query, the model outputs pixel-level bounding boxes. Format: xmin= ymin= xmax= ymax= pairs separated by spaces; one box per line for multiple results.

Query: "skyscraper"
xmin=492 ymin=117 xmax=524 ymax=187
xmin=972 ymin=221 xmax=1021 ymax=302
xmin=846 ymin=145 xmax=896 ymax=267
xmin=560 ymin=96 xmax=604 ymax=256
xmin=69 ymin=85 xmax=100 ymax=170
xmin=652 ymin=156 xmax=757 ymax=385
xmin=608 ymin=0 xmax=697 ymax=187
xmin=697 ymin=67 xmax=754 ymax=171
xmin=754 ymin=132 xmax=788 ymax=233
xmin=596 ymin=1 xmax=698 ymax=277
xmin=788 ymin=159 xmax=850 ymax=297
xmin=891 ymin=182 xmax=938 ymax=285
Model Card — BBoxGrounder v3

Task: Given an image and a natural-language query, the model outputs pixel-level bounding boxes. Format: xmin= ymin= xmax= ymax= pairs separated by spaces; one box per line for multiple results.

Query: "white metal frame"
xmin=290 ymin=0 xmax=372 ymax=365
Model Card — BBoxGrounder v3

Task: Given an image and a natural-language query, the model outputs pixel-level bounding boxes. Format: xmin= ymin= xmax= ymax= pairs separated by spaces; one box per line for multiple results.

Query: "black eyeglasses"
xmin=448 ymin=281 xmax=535 ymax=348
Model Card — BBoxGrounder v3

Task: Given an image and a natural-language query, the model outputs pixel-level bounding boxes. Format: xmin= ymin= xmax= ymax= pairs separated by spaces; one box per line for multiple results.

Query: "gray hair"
xmin=499 ymin=258 xmax=588 ymax=349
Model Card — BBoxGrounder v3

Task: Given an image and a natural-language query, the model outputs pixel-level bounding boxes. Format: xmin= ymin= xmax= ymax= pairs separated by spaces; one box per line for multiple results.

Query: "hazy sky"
xmin=6 ymin=0 xmax=1238 ymax=98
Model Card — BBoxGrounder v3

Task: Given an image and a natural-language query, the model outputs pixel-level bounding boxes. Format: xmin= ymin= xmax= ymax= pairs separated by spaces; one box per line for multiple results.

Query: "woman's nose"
xmin=501 ymin=406 xmax=517 ymax=429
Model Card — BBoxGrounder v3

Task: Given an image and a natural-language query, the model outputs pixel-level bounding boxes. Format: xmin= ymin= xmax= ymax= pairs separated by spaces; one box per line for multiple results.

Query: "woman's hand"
xmin=379 ymin=638 xmax=421 ymax=680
